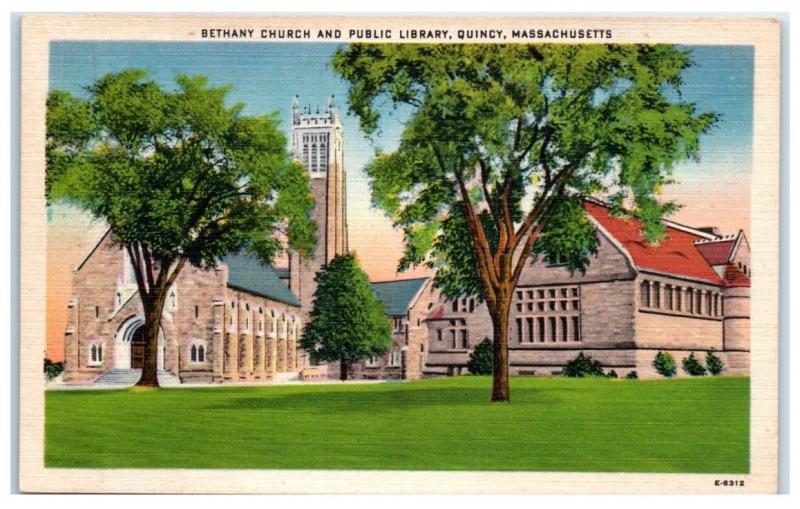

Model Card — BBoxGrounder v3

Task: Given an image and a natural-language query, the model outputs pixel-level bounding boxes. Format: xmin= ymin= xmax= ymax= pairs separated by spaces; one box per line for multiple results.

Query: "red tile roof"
xmin=722 ymin=263 xmax=751 ymax=288
xmin=426 ymin=306 xmax=446 ymax=321
xmin=584 ymin=201 xmax=724 ymax=284
xmin=694 ymin=240 xmax=735 ymax=266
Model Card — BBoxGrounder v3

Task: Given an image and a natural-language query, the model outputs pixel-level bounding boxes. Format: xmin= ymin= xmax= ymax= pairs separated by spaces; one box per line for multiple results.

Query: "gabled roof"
xmin=694 ymin=239 xmax=736 ymax=266
xmin=369 ymin=277 xmax=429 ymax=317
xmin=223 ymin=254 xmax=301 ymax=307
xmin=584 ymin=201 xmax=724 ymax=285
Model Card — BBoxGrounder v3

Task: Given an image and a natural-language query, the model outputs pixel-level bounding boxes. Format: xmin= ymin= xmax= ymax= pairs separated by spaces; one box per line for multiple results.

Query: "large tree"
xmin=301 ymin=253 xmax=392 ymax=381
xmin=47 ymin=70 xmax=315 ymax=386
xmin=333 ymin=44 xmax=717 ymax=401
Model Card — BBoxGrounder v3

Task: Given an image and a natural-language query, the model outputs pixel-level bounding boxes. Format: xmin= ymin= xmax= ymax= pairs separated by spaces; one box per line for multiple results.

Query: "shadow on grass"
xmin=203 ymin=384 xmax=562 ymax=414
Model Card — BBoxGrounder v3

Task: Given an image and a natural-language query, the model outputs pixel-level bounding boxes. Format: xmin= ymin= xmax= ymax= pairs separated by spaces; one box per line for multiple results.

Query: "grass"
xmin=45 ymin=376 xmax=749 ymax=473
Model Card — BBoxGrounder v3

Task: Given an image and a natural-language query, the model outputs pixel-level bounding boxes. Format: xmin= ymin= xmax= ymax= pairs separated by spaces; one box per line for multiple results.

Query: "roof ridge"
xmin=369 ymin=276 xmax=430 ymax=285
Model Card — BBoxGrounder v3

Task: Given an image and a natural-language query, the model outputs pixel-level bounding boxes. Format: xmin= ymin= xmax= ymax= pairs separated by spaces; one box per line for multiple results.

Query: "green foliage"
xmin=705 ymin=352 xmax=725 ymax=376
xmin=44 ymin=358 xmax=64 ymax=380
xmin=561 ymin=352 xmax=605 ymax=377
xmin=625 ymin=371 xmax=638 ymax=380
xmin=652 ymin=351 xmax=677 ymax=378
xmin=333 ymin=44 xmax=718 ymax=298
xmin=682 ymin=353 xmax=707 ymax=376
xmin=46 ymin=70 xmax=315 ymax=267
xmin=606 ymin=369 xmax=618 ymax=379
xmin=301 ymin=253 xmax=393 ymax=371
xmin=467 ymin=338 xmax=494 ymax=375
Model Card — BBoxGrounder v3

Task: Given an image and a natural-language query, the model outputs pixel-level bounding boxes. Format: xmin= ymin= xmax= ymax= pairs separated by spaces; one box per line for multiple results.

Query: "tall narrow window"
xmin=695 ymin=291 xmax=702 ymax=314
xmin=95 ymin=306 xmax=99 ymax=319
xmin=191 ymin=345 xmax=197 ymax=362
xmin=461 ymin=329 xmax=468 ymax=349
xmin=572 ymin=316 xmax=580 ymax=342
xmin=537 ymin=317 xmax=545 ymax=342
xmin=115 ymin=292 xmax=122 ymax=308
xmin=686 ymin=289 xmax=694 ymax=314
xmin=169 ymin=290 xmax=176 ymax=310
xmin=452 ymin=300 xmax=458 ymax=312
xmin=516 ymin=318 xmax=523 ymax=343
xmin=706 ymin=292 xmax=713 ymax=316
xmin=714 ymin=294 xmax=720 ymax=316
xmin=560 ymin=317 xmax=568 ymax=342
xmin=640 ymin=281 xmax=650 ymax=307
xmin=437 ymin=329 xmax=442 ymax=342
xmin=198 ymin=345 xmax=205 ymax=362
xmin=194 ymin=305 xmax=199 ymax=318
xmin=450 ymin=329 xmax=457 ymax=349
xmin=664 ymin=285 xmax=673 ymax=310
xmin=526 ymin=317 xmax=534 ymax=342
xmin=653 ymin=282 xmax=661 ymax=308
xmin=549 ymin=317 xmax=557 ymax=342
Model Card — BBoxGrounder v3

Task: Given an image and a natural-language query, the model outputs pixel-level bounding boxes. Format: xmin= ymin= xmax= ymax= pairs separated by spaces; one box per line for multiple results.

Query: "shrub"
xmin=652 ymin=351 xmax=677 ymax=378
xmin=682 ymin=353 xmax=707 ymax=376
xmin=705 ymin=352 xmax=725 ymax=375
xmin=561 ymin=352 xmax=605 ymax=377
xmin=607 ymin=369 xmax=618 ymax=379
xmin=625 ymin=371 xmax=638 ymax=379
xmin=44 ymin=358 xmax=64 ymax=380
xmin=467 ymin=338 xmax=493 ymax=375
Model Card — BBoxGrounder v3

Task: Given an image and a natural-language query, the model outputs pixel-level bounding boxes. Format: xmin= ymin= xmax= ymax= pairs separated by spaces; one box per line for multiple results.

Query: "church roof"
xmin=369 ymin=277 xmax=429 ymax=317
xmin=584 ymin=200 xmax=728 ymax=285
xmin=223 ymin=254 xmax=301 ymax=307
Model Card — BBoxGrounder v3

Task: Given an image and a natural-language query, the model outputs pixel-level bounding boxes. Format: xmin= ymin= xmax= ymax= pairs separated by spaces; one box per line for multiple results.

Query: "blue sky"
xmin=48 ymin=41 xmax=754 ymax=278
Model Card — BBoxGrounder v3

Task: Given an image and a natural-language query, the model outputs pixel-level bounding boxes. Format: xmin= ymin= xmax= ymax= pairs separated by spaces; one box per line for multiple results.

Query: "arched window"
xmin=197 ymin=345 xmax=205 ymax=363
xmin=89 ymin=343 xmax=103 ymax=365
xmin=190 ymin=345 xmax=198 ymax=362
xmin=269 ymin=310 xmax=277 ymax=336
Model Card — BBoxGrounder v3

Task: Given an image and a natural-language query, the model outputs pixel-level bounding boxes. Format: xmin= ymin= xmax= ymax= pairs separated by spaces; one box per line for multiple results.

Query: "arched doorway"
xmin=115 ymin=316 xmax=165 ymax=370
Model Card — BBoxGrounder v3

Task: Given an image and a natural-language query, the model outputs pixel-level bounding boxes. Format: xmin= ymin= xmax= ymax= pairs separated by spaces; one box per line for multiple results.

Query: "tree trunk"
xmin=489 ymin=287 xmax=512 ymax=402
xmin=137 ymin=298 xmax=164 ymax=387
xmin=339 ymin=358 xmax=348 ymax=381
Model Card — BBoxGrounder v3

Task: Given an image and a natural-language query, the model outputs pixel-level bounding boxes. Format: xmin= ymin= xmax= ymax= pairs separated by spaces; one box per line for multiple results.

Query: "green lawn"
xmin=45 ymin=376 xmax=749 ymax=473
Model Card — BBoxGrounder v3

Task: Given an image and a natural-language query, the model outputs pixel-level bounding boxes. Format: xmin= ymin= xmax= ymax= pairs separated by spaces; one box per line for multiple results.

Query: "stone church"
xmin=61 ymin=95 xmax=750 ymax=385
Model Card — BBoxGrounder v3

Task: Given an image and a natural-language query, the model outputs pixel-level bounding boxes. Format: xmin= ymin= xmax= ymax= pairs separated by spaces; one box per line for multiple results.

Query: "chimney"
xmin=697 ymin=226 xmax=722 ymax=237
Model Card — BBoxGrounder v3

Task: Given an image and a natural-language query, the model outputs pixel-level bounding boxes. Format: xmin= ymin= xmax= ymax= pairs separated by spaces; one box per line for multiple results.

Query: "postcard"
xmin=18 ymin=14 xmax=781 ymax=493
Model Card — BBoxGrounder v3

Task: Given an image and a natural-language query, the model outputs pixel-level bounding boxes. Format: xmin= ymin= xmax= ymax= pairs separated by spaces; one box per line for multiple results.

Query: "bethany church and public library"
xmin=61 ymin=95 xmax=751 ymax=385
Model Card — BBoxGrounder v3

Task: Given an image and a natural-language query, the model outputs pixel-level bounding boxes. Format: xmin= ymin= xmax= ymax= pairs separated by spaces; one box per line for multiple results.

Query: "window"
xmin=469 ymin=299 xmax=475 ymax=313
xmin=561 ymin=317 xmax=568 ymax=342
xmin=640 ymin=281 xmax=650 ymax=307
xmin=664 ymin=285 xmax=673 ymax=310
xmin=549 ymin=317 xmax=557 ymax=342
xmin=365 ymin=355 xmax=379 ymax=367
xmin=686 ymin=289 xmax=694 ymax=314
xmin=169 ymin=289 xmax=177 ymax=310
xmin=115 ymin=292 xmax=122 ymax=308
xmin=195 ymin=305 xmax=199 ymax=319
xmin=714 ymin=294 xmax=720 ymax=316
xmin=190 ymin=344 xmax=205 ymax=363
xmin=572 ymin=316 xmax=581 ymax=342
xmin=89 ymin=343 xmax=103 ymax=365
xmin=270 ymin=310 xmax=277 ymax=336
xmin=436 ymin=329 xmax=443 ymax=342
xmin=461 ymin=329 xmax=468 ymax=348
xmin=452 ymin=300 xmax=458 ymax=312
xmin=516 ymin=318 xmax=523 ymax=342
xmin=526 ymin=317 xmax=534 ymax=342
xmin=389 ymin=350 xmax=402 ymax=367
xmin=537 ymin=317 xmax=545 ymax=342
xmin=675 ymin=288 xmax=682 ymax=311
xmin=95 ymin=306 xmax=100 ymax=319
xmin=706 ymin=292 xmax=713 ymax=316
xmin=695 ymin=291 xmax=702 ymax=314
xmin=653 ymin=282 xmax=661 ymax=308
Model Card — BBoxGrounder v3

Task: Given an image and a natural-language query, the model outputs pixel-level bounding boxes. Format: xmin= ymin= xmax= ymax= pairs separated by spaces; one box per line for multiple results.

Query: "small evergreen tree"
xmin=606 ymin=369 xmax=618 ymax=379
xmin=467 ymin=338 xmax=493 ymax=375
xmin=625 ymin=371 xmax=638 ymax=380
xmin=562 ymin=352 xmax=605 ymax=377
xmin=652 ymin=351 xmax=677 ymax=378
xmin=705 ymin=351 xmax=725 ymax=376
xmin=682 ymin=353 xmax=707 ymax=376
xmin=301 ymin=253 xmax=393 ymax=381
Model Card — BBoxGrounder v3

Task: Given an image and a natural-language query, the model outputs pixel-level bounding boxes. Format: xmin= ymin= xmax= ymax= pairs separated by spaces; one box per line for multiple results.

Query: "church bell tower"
xmin=288 ymin=95 xmax=349 ymax=318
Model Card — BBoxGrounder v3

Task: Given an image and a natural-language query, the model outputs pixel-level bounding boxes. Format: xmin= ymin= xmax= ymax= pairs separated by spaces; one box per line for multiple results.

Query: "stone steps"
xmin=94 ymin=369 xmax=142 ymax=386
